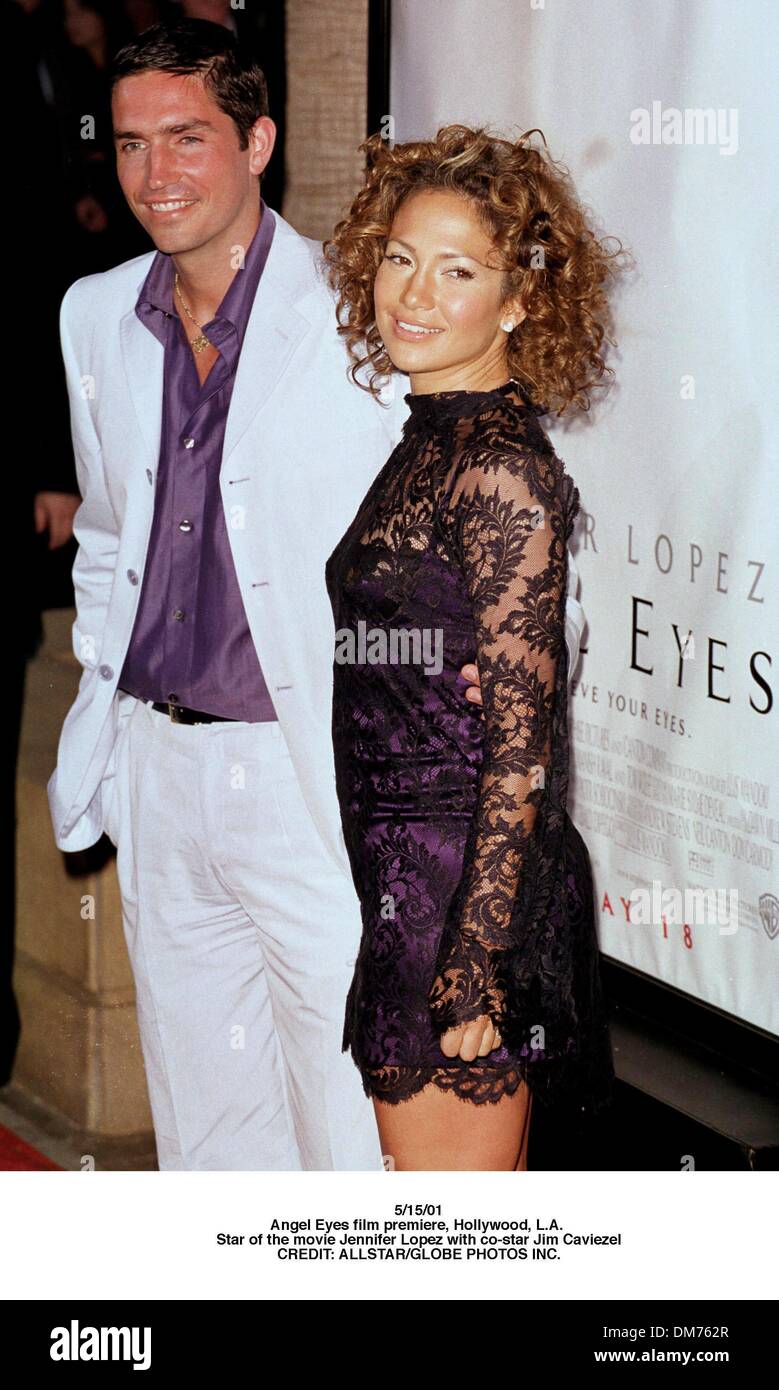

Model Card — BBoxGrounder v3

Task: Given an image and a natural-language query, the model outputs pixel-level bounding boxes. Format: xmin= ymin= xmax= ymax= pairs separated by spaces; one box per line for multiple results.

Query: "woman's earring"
xmin=501 ymin=320 xmax=515 ymax=333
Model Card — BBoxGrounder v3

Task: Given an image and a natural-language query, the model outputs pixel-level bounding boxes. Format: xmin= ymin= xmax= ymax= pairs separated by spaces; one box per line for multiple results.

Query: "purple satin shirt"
xmin=118 ymin=198 xmax=278 ymax=721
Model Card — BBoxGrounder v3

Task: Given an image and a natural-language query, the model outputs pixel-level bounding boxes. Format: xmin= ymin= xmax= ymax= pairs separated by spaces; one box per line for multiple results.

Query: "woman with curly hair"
xmin=323 ymin=124 xmax=622 ymax=1170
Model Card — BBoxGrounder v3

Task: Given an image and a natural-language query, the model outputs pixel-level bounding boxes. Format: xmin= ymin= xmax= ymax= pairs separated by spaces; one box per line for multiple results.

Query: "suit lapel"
xmin=221 ymin=286 xmax=311 ymax=466
xmin=222 ymin=211 xmax=328 ymax=463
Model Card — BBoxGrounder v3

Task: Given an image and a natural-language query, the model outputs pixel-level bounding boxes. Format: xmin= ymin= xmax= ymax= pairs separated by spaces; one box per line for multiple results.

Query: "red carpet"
xmin=0 ymin=1123 xmax=62 ymax=1170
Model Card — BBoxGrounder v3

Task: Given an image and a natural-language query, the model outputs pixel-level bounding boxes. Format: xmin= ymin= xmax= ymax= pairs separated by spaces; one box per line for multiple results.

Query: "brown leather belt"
xmin=150 ymin=700 xmax=237 ymax=725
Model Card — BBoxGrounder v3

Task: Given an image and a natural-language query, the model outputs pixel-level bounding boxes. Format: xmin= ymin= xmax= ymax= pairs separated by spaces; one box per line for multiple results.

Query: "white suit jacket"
xmin=48 ymin=206 xmax=585 ymax=867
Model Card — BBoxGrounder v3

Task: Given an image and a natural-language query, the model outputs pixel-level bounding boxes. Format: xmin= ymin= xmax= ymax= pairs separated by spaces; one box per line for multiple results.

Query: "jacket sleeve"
xmin=428 ymin=442 xmax=566 ymax=1036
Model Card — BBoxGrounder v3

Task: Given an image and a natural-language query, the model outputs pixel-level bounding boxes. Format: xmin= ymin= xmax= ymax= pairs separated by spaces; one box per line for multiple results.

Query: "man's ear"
xmin=248 ymin=116 xmax=277 ymax=178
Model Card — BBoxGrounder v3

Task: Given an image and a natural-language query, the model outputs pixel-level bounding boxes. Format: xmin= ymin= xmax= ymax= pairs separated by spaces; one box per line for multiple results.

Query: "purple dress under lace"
xmin=325 ymin=378 xmax=614 ymax=1114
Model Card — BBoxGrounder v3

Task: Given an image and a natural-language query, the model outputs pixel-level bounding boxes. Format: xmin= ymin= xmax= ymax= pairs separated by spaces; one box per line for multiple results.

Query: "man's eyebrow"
xmin=385 ymin=236 xmax=484 ymax=263
xmin=114 ymin=118 xmax=216 ymax=142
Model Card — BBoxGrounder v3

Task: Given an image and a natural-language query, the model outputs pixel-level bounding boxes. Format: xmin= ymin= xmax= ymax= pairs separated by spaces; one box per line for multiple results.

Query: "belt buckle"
xmin=167 ymin=701 xmax=183 ymax=723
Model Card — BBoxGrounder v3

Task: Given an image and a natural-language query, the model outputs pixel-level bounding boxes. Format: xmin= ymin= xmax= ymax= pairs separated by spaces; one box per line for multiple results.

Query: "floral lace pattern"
xmin=325 ymin=379 xmax=614 ymax=1114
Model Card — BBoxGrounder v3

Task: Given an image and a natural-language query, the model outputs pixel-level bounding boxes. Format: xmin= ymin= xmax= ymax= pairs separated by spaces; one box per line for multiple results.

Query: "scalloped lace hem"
xmin=354 ymin=1062 xmax=531 ymax=1106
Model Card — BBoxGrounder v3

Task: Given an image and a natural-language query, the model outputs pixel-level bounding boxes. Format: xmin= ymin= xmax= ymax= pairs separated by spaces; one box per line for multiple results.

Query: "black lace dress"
xmin=325 ymin=378 xmax=614 ymax=1116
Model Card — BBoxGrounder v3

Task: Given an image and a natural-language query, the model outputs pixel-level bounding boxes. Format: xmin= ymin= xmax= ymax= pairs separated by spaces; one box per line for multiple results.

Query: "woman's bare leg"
xmin=374 ymin=1078 xmax=533 ymax=1171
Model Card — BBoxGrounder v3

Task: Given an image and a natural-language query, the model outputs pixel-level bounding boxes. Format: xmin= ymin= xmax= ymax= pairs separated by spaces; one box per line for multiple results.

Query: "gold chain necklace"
xmin=174 ymin=271 xmax=212 ymax=353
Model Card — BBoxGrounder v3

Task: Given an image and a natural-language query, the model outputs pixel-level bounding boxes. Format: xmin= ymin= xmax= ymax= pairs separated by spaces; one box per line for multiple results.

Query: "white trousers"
xmin=104 ymin=691 xmax=383 ymax=1171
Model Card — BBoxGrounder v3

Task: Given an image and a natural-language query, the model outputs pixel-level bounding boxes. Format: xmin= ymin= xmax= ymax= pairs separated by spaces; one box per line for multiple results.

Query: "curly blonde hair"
xmin=322 ymin=123 xmax=629 ymax=417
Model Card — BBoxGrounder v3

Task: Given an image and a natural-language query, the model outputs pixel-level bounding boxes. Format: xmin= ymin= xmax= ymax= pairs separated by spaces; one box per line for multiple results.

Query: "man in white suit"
xmin=49 ymin=20 xmax=585 ymax=1170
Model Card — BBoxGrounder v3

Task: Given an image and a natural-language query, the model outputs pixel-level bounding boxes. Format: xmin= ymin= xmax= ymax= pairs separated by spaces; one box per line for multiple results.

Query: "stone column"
xmin=283 ymin=0 xmax=369 ymax=238
xmin=14 ymin=610 xmax=154 ymax=1162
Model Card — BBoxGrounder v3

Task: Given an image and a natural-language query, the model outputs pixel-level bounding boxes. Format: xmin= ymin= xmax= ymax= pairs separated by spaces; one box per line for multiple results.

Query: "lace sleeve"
xmin=428 ymin=439 xmax=567 ymax=1037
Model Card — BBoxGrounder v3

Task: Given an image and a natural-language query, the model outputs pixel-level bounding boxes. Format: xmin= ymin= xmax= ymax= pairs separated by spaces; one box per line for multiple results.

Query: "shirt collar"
xmin=135 ymin=196 xmax=276 ymax=344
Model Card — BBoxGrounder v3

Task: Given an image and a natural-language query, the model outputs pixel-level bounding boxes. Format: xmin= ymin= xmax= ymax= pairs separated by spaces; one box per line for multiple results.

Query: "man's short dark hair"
xmin=110 ymin=19 xmax=269 ymax=149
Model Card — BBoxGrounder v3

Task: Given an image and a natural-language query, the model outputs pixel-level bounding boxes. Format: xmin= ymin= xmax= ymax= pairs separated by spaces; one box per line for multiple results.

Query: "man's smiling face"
xmin=112 ymin=70 xmax=273 ymax=255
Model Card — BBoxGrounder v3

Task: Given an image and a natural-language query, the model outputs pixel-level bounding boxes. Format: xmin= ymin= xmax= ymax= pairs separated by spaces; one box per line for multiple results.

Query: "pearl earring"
xmin=501 ymin=320 xmax=515 ymax=333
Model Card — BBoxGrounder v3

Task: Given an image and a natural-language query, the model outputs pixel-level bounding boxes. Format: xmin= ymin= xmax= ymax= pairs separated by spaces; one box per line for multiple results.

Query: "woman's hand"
xmin=460 ymin=662 xmax=483 ymax=706
xmin=439 ymin=1016 xmax=502 ymax=1060
xmin=429 ymin=932 xmax=507 ymax=1058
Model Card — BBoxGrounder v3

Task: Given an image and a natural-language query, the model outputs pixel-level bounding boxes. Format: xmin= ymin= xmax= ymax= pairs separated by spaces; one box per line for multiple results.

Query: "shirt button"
xmin=182 ymin=436 xmax=195 ymax=449
xmin=146 ymin=469 xmax=153 ymax=484
xmin=178 ymin=519 xmax=193 ymax=533
xmin=167 ymin=692 xmax=179 ymax=702
xmin=172 ymin=608 xmax=185 ymax=621
xmin=127 ymin=569 xmax=139 ymax=585
xmin=99 ymin=664 xmax=113 ymax=680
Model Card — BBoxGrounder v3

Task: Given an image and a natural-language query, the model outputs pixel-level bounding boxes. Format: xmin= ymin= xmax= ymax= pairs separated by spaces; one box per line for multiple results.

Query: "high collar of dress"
xmin=402 ymin=377 xmax=537 ymax=430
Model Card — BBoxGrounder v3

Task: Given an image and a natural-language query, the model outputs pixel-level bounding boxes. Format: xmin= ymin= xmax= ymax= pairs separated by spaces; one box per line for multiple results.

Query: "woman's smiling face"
xmin=373 ymin=187 xmax=524 ymax=392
